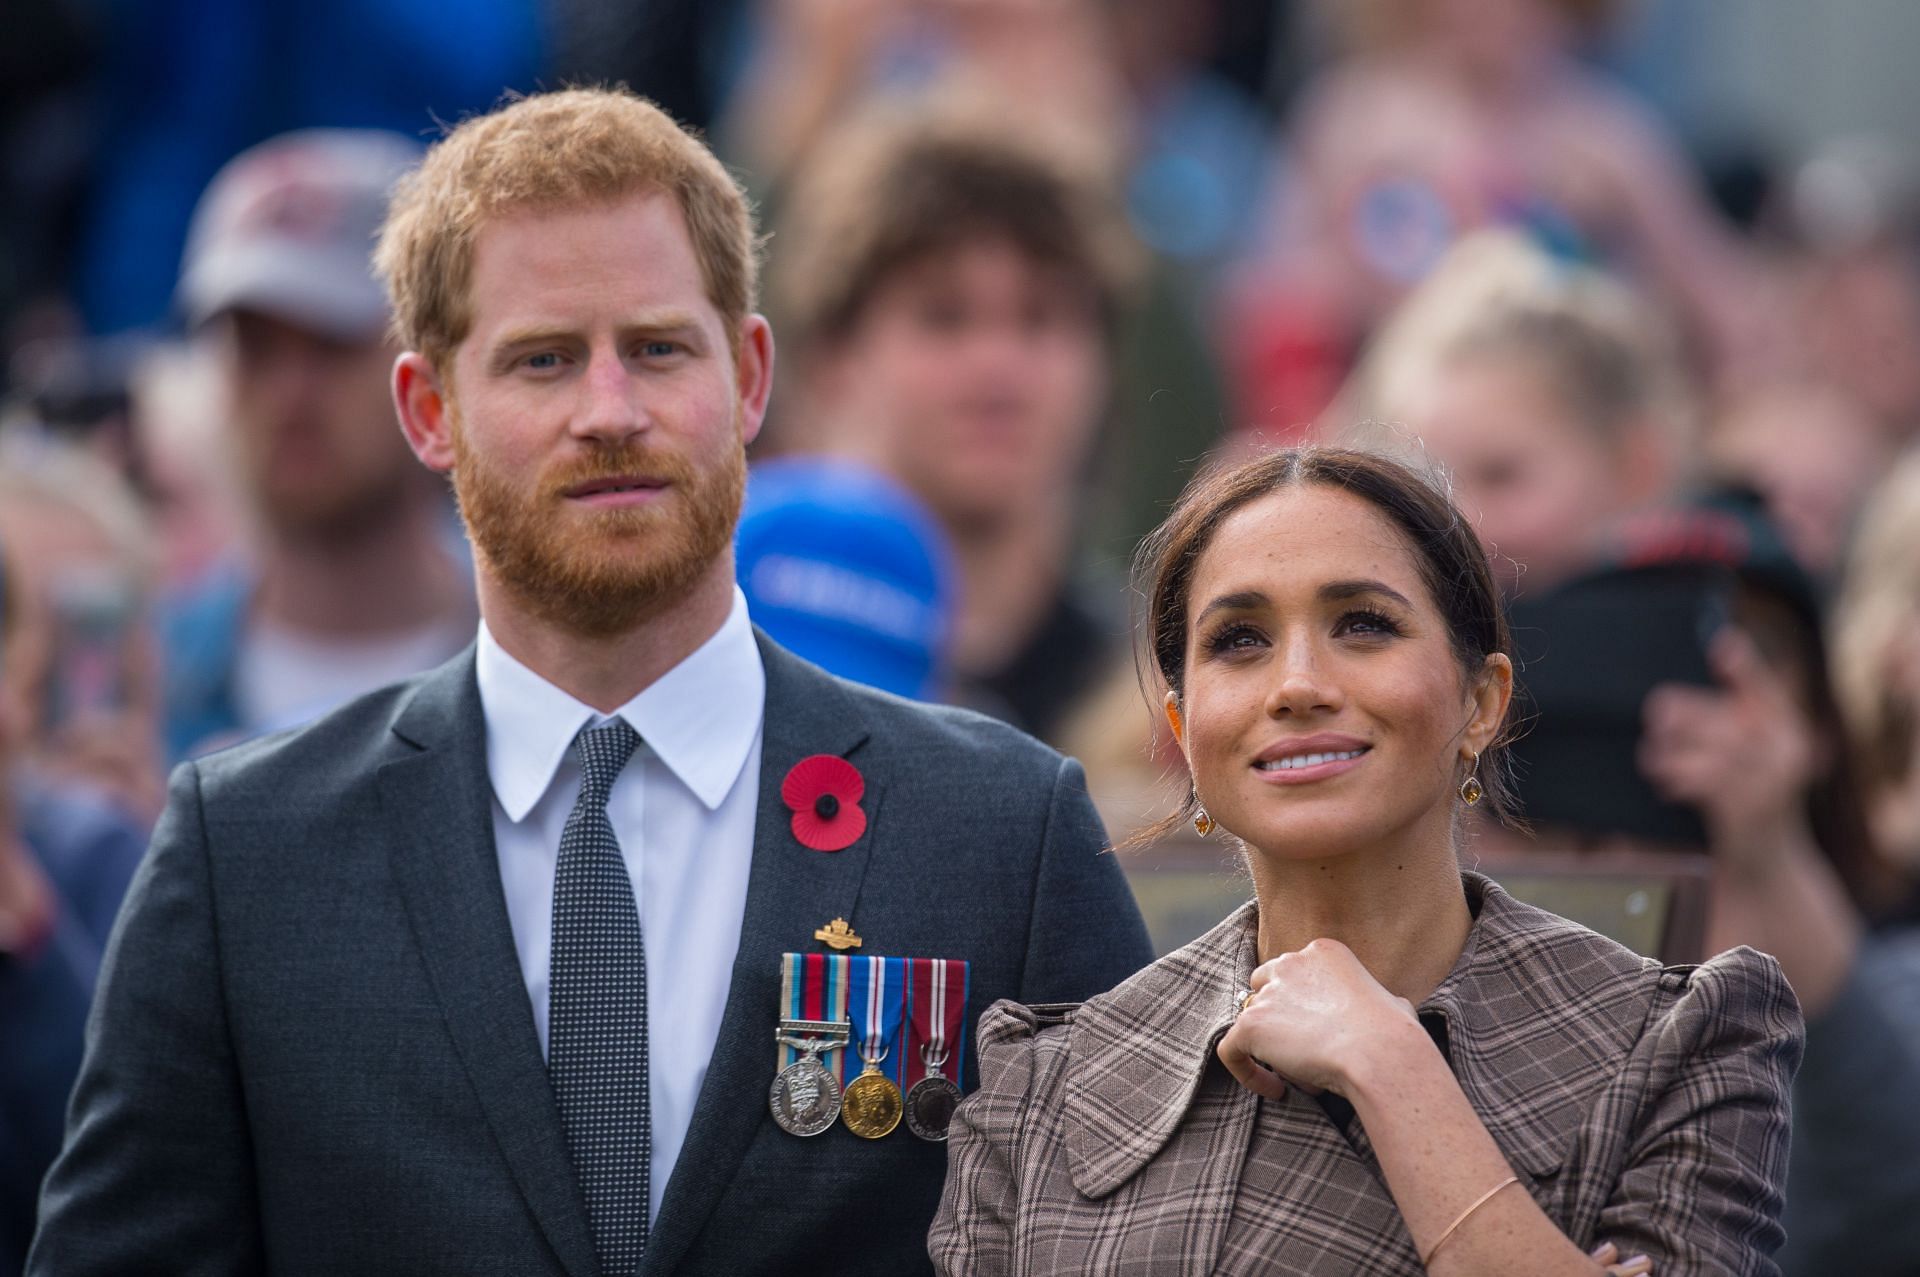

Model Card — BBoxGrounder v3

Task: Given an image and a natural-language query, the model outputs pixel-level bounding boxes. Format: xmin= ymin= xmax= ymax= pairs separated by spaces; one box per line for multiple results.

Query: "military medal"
xmin=771 ymin=953 xmax=853 ymax=1136
xmin=771 ymin=1020 xmax=848 ymax=1137
xmin=841 ymin=955 xmax=905 ymax=1139
xmin=905 ymin=956 xmax=968 ymax=1141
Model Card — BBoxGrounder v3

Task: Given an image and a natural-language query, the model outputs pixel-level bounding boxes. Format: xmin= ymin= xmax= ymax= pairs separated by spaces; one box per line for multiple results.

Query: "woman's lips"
xmin=1250 ymin=746 xmax=1370 ymax=785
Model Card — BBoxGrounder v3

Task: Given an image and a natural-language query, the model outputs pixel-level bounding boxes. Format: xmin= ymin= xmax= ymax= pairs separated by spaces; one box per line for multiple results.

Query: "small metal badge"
xmin=813 ymin=917 xmax=863 ymax=950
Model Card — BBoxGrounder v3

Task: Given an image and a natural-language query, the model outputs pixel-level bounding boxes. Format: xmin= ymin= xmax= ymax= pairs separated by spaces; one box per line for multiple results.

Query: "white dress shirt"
xmin=475 ymin=588 xmax=765 ymax=1224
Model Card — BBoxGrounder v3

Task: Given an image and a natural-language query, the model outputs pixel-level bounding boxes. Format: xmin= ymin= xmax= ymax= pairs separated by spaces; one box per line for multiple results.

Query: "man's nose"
xmin=570 ymin=350 xmax=648 ymax=444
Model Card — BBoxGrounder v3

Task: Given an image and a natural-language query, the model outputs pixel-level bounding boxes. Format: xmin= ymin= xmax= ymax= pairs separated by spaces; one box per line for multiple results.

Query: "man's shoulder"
xmin=789 ymin=654 xmax=1069 ymax=779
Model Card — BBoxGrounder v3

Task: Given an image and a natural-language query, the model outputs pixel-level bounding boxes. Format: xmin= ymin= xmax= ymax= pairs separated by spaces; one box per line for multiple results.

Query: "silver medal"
xmin=770 ymin=1054 xmax=843 ymax=1136
xmin=905 ymin=1041 xmax=963 ymax=1142
xmin=905 ymin=1073 xmax=962 ymax=1141
xmin=770 ymin=1020 xmax=850 ymax=1137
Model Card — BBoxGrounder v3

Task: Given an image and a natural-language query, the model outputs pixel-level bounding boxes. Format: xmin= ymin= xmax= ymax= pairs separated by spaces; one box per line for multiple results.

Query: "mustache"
xmin=539 ymin=445 xmax=698 ymax=495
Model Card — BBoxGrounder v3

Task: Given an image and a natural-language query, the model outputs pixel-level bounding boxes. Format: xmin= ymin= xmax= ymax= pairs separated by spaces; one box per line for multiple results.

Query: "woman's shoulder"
xmin=1642 ymin=946 xmax=1804 ymax=1065
xmin=1464 ymin=874 xmax=1803 ymax=1062
xmin=974 ymin=901 xmax=1257 ymax=1086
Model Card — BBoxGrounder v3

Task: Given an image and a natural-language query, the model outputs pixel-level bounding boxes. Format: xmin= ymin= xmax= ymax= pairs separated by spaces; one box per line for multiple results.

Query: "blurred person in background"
xmin=1332 ymin=233 xmax=1691 ymax=598
xmin=1781 ymin=138 xmax=1920 ymax=451
xmin=1482 ymin=500 xmax=1920 ymax=1276
xmin=736 ymin=456 xmax=954 ymax=702
xmin=163 ymin=129 xmax=475 ymax=760
xmin=1831 ymin=449 xmax=1920 ymax=891
xmin=1704 ymin=380 xmax=1894 ymax=582
xmin=723 ymin=0 xmax=1242 ymax=564
xmin=1232 ymin=0 xmax=1766 ymax=434
xmin=0 ymin=436 xmax=164 ymax=826
xmin=767 ymin=98 xmax=1137 ymax=744
xmin=0 ymin=534 xmax=148 ymax=1277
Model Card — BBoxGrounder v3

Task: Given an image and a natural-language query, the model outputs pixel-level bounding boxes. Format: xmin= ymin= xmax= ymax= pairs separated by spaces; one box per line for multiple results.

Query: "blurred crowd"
xmin=4 ymin=0 xmax=1920 ymax=1273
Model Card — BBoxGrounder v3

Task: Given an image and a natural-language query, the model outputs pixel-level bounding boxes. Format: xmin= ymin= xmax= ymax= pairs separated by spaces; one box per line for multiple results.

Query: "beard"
xmin=450 ymin=414 xmax=746 ymax=639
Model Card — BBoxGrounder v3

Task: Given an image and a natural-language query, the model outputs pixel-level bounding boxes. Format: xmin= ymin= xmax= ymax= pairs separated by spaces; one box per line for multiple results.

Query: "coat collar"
xmin=381 ymin=648 xmax=602 ymax=1277
xmin=1062 ymin=872 xmax=1659 ymax=1198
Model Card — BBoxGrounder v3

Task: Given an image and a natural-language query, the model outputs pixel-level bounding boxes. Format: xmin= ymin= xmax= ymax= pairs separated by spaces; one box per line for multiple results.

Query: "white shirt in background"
xmin=236 ymin=615 xmax=470 ymax=734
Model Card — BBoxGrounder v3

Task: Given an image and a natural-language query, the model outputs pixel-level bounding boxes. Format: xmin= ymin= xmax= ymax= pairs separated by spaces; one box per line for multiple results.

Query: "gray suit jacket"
xmin=29 ymin=634 xmax=1153 ymax=1276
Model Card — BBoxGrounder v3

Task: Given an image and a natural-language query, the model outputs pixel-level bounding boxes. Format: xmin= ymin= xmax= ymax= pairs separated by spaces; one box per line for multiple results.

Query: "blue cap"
xmin=737 ymin=458 xmax=954 ymax=700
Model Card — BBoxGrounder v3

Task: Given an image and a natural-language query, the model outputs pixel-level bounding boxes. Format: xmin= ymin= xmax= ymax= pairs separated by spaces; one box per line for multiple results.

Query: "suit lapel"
xmin=645 ymin=636 xmax=877 ymax=1275
xmin=379 ymin=653 xmax=600 ymax=1277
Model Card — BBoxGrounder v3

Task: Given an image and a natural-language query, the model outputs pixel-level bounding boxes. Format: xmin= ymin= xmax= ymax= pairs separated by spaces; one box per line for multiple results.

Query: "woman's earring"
xmin=1459 ymin=752 xmax=1484 ymax=807
xmin=1193 ymin=805 xmax=1215 ymax=837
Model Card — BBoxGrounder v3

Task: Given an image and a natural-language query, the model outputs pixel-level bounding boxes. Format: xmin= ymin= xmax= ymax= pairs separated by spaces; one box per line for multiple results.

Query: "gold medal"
xmin=841 ymin=1059 xmax=903 ymax=1139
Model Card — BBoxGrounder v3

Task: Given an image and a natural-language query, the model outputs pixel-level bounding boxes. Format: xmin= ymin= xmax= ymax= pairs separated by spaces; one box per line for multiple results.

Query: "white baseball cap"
xmin=177 ymin=129 xmax=424 ymax=341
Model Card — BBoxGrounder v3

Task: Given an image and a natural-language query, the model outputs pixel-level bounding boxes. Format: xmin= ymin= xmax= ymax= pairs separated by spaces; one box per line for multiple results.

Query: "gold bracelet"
xmin=1419 ymin=1174 xmax=1519 ymax=1268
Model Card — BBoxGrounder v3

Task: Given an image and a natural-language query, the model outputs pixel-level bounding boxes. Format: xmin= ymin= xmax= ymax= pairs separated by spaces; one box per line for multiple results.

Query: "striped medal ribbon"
xmin=904 ymin=958 xmax=968 ymax=1141
xmin=841 ymin=956 xmax=905 ymax=1139
xmin=770 ymin=953 xmax=850 ymax=1137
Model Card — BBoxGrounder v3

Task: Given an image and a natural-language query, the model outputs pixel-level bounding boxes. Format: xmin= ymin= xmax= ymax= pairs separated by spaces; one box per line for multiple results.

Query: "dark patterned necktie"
xmin=549 ymin=718 xmax=649 ymax=1274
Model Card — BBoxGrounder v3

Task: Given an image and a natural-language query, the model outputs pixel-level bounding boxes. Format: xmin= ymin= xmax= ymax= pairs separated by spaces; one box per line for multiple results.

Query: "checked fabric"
xmin=549 ymin=718 xmax=650 ymax=1274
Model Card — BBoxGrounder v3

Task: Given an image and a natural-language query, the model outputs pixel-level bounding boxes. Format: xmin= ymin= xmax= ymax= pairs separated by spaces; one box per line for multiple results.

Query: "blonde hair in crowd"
xmin=375 ymin=87 xmax=760 ymax=371
xmin=1327 ymin=230 xmax=1696 ymax=470
xmin=1832 ymin=448 xmax=1920 ymax=865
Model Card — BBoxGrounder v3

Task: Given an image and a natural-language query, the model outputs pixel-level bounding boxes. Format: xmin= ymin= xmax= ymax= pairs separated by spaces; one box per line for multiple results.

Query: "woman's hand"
xmin=1216 ymin=937 xmax=1429 ymax=1100
xmin=1589 ymin=1242 xmax=1653 ymax=1276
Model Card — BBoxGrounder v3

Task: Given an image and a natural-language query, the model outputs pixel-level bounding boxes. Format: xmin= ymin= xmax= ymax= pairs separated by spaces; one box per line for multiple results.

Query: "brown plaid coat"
xmin=930 ymin=872 xmax=1802 ymax=1276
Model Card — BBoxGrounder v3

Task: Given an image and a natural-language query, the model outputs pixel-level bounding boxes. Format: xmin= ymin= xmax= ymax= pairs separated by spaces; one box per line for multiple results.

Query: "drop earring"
xmin=1459 ymin=751 xmax=1483 ymax=806
xmin=1193 ymin=806 xmax=1215 ymax=837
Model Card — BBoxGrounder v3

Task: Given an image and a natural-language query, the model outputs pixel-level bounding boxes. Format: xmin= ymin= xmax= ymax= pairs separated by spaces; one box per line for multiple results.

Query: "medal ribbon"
xmin=905 ymin=957 xmax=972 ymax=1091
xmin=844 ymin=955 xmax=906 ymax=1088
xmin=777 ymin=952 xmax=851 ymax=1079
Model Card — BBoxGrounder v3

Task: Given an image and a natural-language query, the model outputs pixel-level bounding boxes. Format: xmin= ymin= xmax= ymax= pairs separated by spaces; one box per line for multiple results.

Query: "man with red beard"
xmin=29 ymin=89 xmax=1152 ymax=1277
xmin=162 ymin=130 xmax=476 ymax=760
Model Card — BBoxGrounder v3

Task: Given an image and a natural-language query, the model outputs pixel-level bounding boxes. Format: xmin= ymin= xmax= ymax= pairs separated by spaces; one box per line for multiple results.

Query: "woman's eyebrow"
xmin=1319 ymin=579 xmax=1413 ymax=608
xmin=1195 ymin=591 xmax=1267 ymax=626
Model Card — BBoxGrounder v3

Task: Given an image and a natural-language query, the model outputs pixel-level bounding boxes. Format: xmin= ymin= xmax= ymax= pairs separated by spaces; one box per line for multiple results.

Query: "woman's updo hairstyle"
xmin=1135 ymin=445 xmax=1523 ymax=836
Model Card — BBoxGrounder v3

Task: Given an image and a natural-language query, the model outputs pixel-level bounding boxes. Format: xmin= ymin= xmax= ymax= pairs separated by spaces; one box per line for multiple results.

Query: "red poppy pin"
xmin=781 ymin=754 xmax=867 ymax=852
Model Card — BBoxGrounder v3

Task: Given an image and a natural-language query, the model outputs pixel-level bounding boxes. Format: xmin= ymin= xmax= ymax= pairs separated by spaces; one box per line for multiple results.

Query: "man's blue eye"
xmin=524 ymin=352 xmax=561 ymax=370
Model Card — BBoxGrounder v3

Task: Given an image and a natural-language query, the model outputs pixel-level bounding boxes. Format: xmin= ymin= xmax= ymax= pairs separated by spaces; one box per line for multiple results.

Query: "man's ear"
xmin=734 ymin=314 xmax=775 ymax=448
xmin=394 ymin=352 xmax=456 ymax=473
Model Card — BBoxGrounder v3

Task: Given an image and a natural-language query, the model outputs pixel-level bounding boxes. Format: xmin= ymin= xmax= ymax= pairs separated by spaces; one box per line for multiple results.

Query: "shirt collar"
xmin=476 ymin=587 xmax=765 ymax=821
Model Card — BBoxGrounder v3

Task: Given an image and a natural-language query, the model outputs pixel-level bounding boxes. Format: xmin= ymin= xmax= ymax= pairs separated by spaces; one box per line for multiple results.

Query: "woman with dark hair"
xmin=929 ymin=446 xmax=1801 ymax=1276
